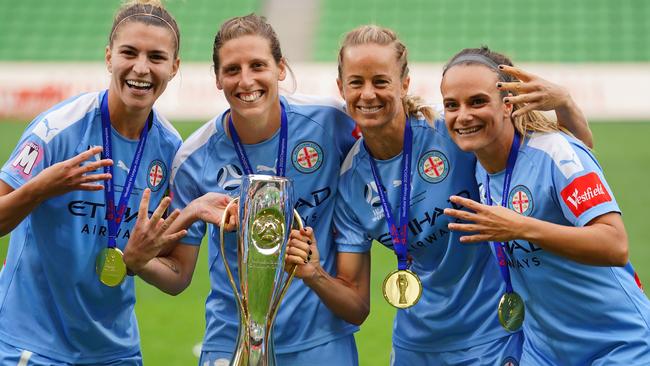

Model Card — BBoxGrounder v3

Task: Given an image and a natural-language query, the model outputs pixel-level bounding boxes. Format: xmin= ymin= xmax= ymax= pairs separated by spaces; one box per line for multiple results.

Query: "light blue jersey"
xmin=171 ymin=95 xmax=359 ymax=355
xmin=335 ymin=117 xmax=514 ymax=352
xmin=0 ymin=91 xmax=182 ymax=364
xmin=477 ymin=131 xmax=650 ymax=365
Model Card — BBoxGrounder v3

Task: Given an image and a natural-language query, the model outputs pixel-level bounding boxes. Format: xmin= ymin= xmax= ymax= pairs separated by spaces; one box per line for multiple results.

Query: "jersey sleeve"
xmin=0 ymin=118 xmax=55 ymax=189
xmin=550 ymin=139 xmax=620 ymax=227
xmin=170 ymin=150 xmax=206 ymax=246
xmin=334 ymin=175 xmax=372 ymax=253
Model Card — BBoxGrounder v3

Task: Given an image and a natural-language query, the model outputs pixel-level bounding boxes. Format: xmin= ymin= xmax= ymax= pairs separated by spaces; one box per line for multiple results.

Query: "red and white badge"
xmin=560 ymin=172 xmax=612 ymax=217
xmin=508 ymin=185 xmax=533 ymax=216
xmin=147 ymin=160 xmax=167 ymax=192
xmin=292 ymin=141 xmax=323 ymax=173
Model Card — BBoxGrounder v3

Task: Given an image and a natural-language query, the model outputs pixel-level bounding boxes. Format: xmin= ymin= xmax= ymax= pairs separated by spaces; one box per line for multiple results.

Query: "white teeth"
xmin=457 ymin=126 xmax=482 ymax=135
xmin=126 ymin=80 xmax=152 ymax=89
xmin=238 ymin=91 xmax=262 ymax=102
xmin=358 ymin=106 xmax=381 ymax=113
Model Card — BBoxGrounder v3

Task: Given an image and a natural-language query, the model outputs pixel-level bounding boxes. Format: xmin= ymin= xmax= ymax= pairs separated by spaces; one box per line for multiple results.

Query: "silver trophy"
xmin=219 ymin=174 xmax=303 ymax=366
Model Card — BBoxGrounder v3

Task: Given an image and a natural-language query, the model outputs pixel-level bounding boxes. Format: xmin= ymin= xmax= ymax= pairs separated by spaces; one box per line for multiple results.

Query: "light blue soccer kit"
xmin=0 ymin=91 xmax=182 ymax=365
xmin=478 ymin=131 xmax=650 ymax=365
xmin=170 ymin=95 xmax=359 ymax=365
xmin=335 ymin=117 xmax=522 ymax=365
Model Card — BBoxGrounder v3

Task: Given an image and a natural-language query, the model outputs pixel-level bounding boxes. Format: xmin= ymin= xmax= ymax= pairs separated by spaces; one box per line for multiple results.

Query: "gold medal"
xmin=498 ymin=292 xmax=525 ymax=332
xmin=95 ymin=247 xmax=127 ymax=287
xmin=382 ymin=269 xmax=422 ymax=309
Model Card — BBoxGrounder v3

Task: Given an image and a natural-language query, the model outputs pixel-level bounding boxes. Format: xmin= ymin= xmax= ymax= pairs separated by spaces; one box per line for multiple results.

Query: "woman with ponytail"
xmin=442 ymin=46 xmax=650 ymax=365
xmin=287 ymin=27 xmax=592 ymax=365
xmin=0 ymin=1 xmax=186 ymax=364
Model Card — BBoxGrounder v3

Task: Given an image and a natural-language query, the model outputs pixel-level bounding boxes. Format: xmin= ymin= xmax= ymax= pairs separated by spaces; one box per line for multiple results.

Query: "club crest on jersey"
xmin=147 ymin=160 xmax=167 ymax=191
xmin=217 ymin=164 xmax=243 ymax=191
xmin=418 ymin=150 xmax=449 ymax=183
xmin=508 ymin=185 xmax=533 ymax=216
xmin=501 ymin=357 xmax=519 ymax=366
xmin=292 ymin=141 xmax=323 ymax=173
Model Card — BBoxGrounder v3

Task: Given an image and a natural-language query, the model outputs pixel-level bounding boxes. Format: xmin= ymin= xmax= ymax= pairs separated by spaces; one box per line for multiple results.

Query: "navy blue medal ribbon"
xmin=228 ymin=103 xmax=288 ymax=177
xmin=100 ymin=92 xmax=151 ymax=249
xmin=366 ymin=120 xmax=413 ymax=270
xmin=485 ymin=132 xmax=521 ymax=293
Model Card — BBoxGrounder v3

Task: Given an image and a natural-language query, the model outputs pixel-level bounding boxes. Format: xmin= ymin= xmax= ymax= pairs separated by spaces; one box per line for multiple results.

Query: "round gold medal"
xmin=95 ymin=247 xmax=127 ymax=287
xmin=498 ymin=292 xmax=525 ymax=332
xmin=382 ymin=269 xmax=422 ymax=309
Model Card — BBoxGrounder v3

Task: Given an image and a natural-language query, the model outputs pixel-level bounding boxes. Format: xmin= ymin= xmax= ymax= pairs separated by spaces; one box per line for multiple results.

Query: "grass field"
xmin=1 ymin=120 xmax=649 ymax=365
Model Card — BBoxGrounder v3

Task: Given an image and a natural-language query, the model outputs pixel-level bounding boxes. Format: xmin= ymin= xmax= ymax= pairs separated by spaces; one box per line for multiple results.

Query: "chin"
xmin=450 ymin=135 xmax=481 ymax=153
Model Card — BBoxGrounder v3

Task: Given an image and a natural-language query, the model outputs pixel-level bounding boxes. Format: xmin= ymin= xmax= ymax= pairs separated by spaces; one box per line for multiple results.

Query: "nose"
xmin=239 ymin=67 xmax=254 ymax=89
xmin=456 ymin=105 xmax=473 ymax=124
xmin=360 ymin=82 xmax=376 ymax=101
xmin=133 ymin=55 xmax=150 ymax=76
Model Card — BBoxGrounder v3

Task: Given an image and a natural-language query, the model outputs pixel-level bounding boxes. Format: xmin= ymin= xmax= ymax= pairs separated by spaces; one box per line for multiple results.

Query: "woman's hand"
xmin=444 ymin=195 xmax=526 ymax=243
xmin=496 ymin=65 xmax=593 ymax=147
xmin=187 ymin=192 xmax=238 ymax=231
xmin=497 ymin=65 xmax=572 ymax=118
xmin=30 ymin=146 xmax=113 ymax=200
xmin=123 ymin=188 xmax=187 ymax=274
xmin=286 ymin=227 xmax=320 ymax=279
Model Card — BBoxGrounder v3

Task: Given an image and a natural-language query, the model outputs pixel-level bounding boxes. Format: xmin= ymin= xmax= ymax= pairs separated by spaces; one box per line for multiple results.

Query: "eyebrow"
xmin=118 ymin=44 xmax=170 ymax=56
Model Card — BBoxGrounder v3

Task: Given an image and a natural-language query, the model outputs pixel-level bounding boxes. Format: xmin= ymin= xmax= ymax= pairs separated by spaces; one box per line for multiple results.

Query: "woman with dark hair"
xmin=162 ymin=14 xmax=360 ymax=366
xmin=442 ymin=46 xmax=650 ymax=365
xmin=0 ymin=1 xmax=186 ymax=364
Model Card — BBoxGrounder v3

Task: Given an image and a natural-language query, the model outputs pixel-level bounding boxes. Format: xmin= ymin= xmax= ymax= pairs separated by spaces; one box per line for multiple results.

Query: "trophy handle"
xmin=269 ymin=209 xmax=304 ymax=324
xmin=219 ymin=197 xmax=245 ymax=317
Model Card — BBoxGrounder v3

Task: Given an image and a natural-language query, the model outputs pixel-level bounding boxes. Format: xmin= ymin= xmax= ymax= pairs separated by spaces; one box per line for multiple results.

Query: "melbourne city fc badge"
xmin=418 ymin=150 xmax=449 ymax=183
xmin=501 ymin=356 xmax=519 ymax=366
xmin=508 ymin=185 xmax=533 ymax=216
xmin=147 ymin=160 xmax=167 ymax=192
xmin=292 ymin=141 xmax=323 ymax=173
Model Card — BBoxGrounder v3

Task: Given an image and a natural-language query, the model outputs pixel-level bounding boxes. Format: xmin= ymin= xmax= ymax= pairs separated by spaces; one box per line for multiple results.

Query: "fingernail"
xmin=307 ymin=240 xmax=312 ymax=245
xmin=498 ymin=65 xmax=505 ymax=70
xmin=309 ymin=249 xmax=313 ymax=255
xmin=496 ymin=83 xmax=502 ymax=88
xmin=504 ymin=98 xmax=510 ymax=104
xmin=307 ymin=255 xmax=311 ymax=262
xmin=304 ymin=259 xmax=308 ymax=264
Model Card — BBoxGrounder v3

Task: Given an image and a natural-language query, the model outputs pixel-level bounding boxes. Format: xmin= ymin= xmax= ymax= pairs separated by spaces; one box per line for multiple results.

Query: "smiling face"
xmin=337 ymin=43 xmax=409 ymax=131
xmin=215 ymin=35 xmax=286 ymax=124
xmin=441 ymin=64 xmax=513 ymax=159
xmin=105 ymin=21 xmax=179 ymax=114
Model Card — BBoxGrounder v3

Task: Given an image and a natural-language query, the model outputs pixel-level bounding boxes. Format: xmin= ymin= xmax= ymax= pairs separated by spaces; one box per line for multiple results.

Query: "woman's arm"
xmin=287 ymin=228 xmax=371 ymax=325
xmin=123 ymin=191 xmax=234 ymax=295
xmin=445 ymin=195 xmax=627 ymax=266
xmin=0 ymin=146 xmax=112 ymax=236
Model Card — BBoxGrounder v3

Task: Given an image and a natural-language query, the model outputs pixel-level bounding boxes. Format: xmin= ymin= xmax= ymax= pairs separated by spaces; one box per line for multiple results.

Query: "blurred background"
xmin=1 ymin=0 xmax=649 ymax=364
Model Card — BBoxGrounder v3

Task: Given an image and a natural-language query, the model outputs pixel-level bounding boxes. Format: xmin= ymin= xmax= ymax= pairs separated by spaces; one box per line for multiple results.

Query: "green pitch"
xmin=0 ymin=121 xmax=649 ymax=365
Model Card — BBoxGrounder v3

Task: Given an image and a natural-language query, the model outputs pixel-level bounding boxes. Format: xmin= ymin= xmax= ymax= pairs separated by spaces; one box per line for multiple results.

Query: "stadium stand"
xmin=0 ymin=0 xmax=260 ymax=61
xmin=1 ymin=0 xmax=648 ymax=62
xmin=315 ymin=0 xmax=650 ymax=62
